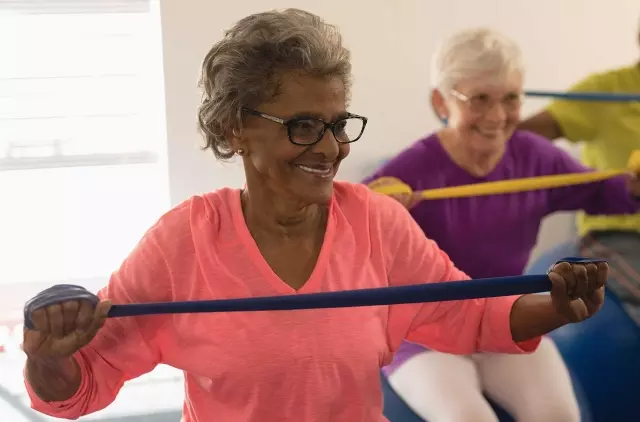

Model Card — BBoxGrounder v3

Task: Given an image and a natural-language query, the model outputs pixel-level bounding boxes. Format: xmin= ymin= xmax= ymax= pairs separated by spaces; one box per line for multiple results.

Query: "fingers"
xmin=586 ymin=285 xmax=605 ymax=309
xmin=45 ymin=300 xmax=85 ymax=338
xmin=390 ymin=193 xmax=413 ymax=209
xmin=550 ymin=262 xmax=575 ymax=299
xmin=30 ymin=307 xmax=50 ymax=333
xmin=25 ymin=300 xmax=111 ymax=358
xmin=54 ymin=301 xmax=110 ymax=355
xmin=584 ymin=263 xmax=599 ymax=292
xmin=78 ymin=301 xmax=111 ymax=344
xmin=62 ymin=300 xmax=80 ymax=335
xmin=571 ymin=264 xmax=588 ymax=299
xmin=548 ymin=270 xmax=569 ymax=306
xmin=596 ymin=262 xmax=609 ymax=289
xmin=76 ymin=300 xmax=95 ymax=333
xmin=46 ymin=303 xmax=65 ymax=338
xmin=550 ymin=261 xmax=607 ymax=299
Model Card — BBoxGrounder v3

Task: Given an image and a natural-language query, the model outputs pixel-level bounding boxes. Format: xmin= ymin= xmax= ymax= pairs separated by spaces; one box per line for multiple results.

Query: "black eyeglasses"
xmin=242 ymin=107 xmax=368 ymax=146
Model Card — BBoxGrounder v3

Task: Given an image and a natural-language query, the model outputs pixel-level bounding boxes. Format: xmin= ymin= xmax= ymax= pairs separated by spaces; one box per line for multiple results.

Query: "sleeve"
xmin=545 ymin=146 xmax=640 ymax=216
xmin=546 ymin=73 xmax=608 ymax=142
xmin=373 ymin=193 xmax=541 ymax=356
xmin=24 ymin=222 xmax=175 ymax=419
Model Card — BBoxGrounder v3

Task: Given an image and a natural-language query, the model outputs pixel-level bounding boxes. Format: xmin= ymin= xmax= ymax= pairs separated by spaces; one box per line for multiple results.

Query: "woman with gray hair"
xmin=365 ymin=28 xmax=640 ymax=422
xmin=22 ymin=12 xmax=607 ymax=422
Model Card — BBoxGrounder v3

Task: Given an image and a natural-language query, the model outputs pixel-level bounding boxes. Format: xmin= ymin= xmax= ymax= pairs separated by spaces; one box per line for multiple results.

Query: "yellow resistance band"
xmin=371 ymin=150 xmax=640 ymax=200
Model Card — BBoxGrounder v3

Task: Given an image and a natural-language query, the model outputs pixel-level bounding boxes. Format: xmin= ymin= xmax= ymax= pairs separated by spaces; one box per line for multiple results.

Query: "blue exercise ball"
xmin=381 ymin=241 xmax=640 ymax=422
xmin=526 ymin=241 xmax=640 ymax=422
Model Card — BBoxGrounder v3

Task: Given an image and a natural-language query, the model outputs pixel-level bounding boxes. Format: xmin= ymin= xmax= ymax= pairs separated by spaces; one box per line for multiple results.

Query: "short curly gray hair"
xmin=431 ymin=28 xmax=524 ymax=92
xmin=197 ymin=8 xmax=352 ymax=159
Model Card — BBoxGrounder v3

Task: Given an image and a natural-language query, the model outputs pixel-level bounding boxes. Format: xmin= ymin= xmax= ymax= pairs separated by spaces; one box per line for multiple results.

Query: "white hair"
xmin=430 ymin=28 xmax=524 ymax=91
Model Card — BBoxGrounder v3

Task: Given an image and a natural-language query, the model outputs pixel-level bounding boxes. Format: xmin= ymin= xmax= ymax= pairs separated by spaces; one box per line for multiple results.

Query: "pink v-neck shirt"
xmin=25 ymin=181 xmax=540 ymax=421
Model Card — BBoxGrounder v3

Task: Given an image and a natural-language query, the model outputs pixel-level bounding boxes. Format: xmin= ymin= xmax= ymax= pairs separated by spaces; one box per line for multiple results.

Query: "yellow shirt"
xmin=546 ymin=64 xmax=640 ymax=235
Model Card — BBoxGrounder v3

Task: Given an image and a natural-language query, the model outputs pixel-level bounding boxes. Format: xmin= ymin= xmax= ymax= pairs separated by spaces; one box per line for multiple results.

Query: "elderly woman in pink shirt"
xmin=22 ymin=9 xmax=607 ymax=422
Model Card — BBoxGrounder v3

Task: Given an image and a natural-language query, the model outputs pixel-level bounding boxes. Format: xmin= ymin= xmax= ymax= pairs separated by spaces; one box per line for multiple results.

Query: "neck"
xmin=241 ymin=185 xmax=326 ymax=239
xmin=438 ymin=129 xmax=505 ymax=177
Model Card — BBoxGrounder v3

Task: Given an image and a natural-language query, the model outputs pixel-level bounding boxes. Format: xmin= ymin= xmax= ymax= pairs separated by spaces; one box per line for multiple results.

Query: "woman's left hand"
xmin=548 ymin=260 xmax=608 ymax=323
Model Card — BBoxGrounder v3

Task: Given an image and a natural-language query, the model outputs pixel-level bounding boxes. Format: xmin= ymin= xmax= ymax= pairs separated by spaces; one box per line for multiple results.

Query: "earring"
xmin=236 ymin=148 xmax=245 ymax=156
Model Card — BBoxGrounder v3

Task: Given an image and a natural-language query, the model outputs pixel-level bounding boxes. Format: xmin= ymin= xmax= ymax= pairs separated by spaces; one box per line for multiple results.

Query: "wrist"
xmin=510 ymin=294 xmax=569 ymax=343
xmin=26 ymin=355 xmax=81 ymax=402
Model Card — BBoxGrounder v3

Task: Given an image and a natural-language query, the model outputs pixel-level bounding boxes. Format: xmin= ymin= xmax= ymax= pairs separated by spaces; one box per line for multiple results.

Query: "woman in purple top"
xmin=364 ymin=28 xmax=640 ymax=422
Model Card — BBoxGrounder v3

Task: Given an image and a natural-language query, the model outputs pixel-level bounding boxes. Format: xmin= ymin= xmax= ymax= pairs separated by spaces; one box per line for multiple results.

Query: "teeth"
xmin=297 ymin=165 xmax=332 ymax=175
xmin=476 ymin=128 xmax=501 ymax=136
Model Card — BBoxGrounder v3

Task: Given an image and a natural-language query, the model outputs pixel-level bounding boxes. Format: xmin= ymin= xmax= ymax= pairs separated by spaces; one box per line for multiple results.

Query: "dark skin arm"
xmin=23 ymin=299 xmax=111 ymax=402
xmin=25 ymin=356 xmax=81 ymax=402
xmin=509 ymin=261 xmax=606 ymax=343
xmin=509 ymin=294 xmax=569 ymax=342
xmin=518 ymin=111 xmax=565 ymax=141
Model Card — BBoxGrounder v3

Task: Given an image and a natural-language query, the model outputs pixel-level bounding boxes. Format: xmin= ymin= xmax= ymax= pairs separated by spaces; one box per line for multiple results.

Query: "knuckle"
xmin=62 ymin=300 xmax=80 ymax=312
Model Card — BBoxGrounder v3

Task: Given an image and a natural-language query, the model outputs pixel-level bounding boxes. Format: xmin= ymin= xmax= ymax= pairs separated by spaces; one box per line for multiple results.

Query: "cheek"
xmin=507 ymin=111 xmax=521 ymax=127
xmin=337 ymin=144 xmax=350 ymax=162
xmin=248 ymin=133 xmax=301 ymax=177
xmin=452 ymin=108 xmax=480 ymax=131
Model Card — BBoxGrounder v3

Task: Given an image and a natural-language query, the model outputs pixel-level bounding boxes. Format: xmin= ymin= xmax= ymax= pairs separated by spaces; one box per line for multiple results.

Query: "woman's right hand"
xmin=23 ymin=285 xmax=111 ymax=359
xmin=367 ymin=176 xmax=421 ymax=209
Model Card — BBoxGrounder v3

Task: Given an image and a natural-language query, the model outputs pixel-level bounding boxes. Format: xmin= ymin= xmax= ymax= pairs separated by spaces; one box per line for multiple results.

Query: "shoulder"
xmin=333 ymin=181 xmax=413 ymax=230
xmin=507 ymin=130 xmax=587 ymax=173
xmin=569 ymin=65 xmax=636 ymax=91
xmin=144 ymin=187 xmax=240 ymax=253
xmin=509 ymin=130 xmax=561 ymax=157
xmin=362 ymin=133 xmax=441 ymax=185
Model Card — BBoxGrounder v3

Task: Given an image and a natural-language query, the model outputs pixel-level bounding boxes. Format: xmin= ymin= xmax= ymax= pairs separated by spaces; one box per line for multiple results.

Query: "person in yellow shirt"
xmin=519 ymin=59 xmax=640 ymax=325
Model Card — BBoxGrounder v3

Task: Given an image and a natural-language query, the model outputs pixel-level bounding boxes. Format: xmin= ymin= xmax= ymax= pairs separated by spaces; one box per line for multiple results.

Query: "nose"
xmin=311 ymin=127 xmax=340 ymax=160
xmin=483 ymin=100 xmax=508 ymax=123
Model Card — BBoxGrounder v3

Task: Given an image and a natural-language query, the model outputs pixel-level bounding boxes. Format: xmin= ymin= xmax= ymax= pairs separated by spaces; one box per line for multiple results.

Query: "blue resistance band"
xmin=24 ymin=257 xmax=604 ymax=329
xmin=524 ymin=90 xmax=640 ymax=102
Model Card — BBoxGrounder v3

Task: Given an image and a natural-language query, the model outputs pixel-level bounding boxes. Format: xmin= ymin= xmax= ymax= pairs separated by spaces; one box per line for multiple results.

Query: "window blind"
xmin=0 ymin=0 xmax=163 ymax=170
xmin=0 ymin=0 xmax=148 ymax=14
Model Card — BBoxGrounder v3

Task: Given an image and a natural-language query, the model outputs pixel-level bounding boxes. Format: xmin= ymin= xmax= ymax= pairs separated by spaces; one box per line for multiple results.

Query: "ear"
xmin=430 ymin=89 xmax=449 ymax=122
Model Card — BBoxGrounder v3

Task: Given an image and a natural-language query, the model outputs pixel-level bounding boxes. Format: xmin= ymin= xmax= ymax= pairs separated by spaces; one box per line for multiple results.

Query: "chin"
xmin=295 ymin=181 xmax=334 ymax=206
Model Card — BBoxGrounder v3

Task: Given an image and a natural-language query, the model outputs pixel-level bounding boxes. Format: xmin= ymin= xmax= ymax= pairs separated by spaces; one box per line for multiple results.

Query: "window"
xmin=0 ymin=1 xmax=183 ymax=420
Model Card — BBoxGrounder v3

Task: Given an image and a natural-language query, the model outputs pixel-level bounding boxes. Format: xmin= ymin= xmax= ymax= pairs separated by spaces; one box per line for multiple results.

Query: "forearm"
xmin=518 ymin=111 xmax=564 ymax=140
xmin=26 ymin=355 xmax=81 ymax=402
xmin=509 ymin=294 xmax=570 ymax=343
xmin=584 ymin=176 xmax=640 ymax=215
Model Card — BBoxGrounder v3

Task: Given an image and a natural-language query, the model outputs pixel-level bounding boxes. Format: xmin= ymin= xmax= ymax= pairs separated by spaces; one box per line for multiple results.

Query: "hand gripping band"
xmin=24 ymin=284 xmax=99 ymax=330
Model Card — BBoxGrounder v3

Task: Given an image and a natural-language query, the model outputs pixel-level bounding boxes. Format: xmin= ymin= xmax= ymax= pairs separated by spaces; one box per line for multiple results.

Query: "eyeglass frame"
xmin=449 ymin=89 xmax=525 ymax=114
xmin=241 ymin=107 xmax=368 ymax=146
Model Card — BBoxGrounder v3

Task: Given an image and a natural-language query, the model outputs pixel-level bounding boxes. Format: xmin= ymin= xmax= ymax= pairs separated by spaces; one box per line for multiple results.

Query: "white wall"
xmin=158 ymin=0 xmax=639 ymax=261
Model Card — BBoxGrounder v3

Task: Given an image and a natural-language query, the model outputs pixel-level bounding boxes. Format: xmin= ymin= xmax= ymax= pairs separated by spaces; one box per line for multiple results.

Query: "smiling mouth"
xmin=295 ymin=164 xmax=334 ymax=179
xmin=474 ymin=127 xmax=502 ymax=137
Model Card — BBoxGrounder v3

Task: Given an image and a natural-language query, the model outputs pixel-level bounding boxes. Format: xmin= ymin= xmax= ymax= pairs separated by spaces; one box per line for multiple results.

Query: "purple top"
xmin=362 ymin=130 xmax=640 ymax=374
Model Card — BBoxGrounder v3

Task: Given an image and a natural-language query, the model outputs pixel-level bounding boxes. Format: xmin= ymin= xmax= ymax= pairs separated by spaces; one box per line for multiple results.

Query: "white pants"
xmin=387 ymin=337 xmax=580 ymax=422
